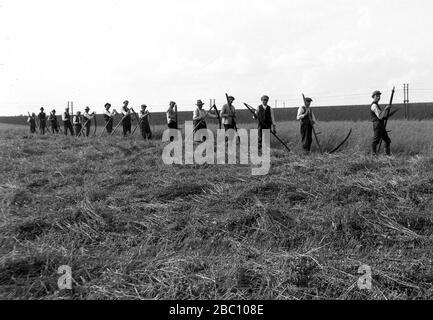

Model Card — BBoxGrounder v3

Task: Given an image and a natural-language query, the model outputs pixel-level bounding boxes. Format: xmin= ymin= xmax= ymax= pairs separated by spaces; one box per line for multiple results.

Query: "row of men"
xmin=165 ymin=92 xmax=391 ymax=155
xmin=27 ymin=102 xmax=152 ymax=139
xmin=27 ymin=91 xmax=392 ymax=155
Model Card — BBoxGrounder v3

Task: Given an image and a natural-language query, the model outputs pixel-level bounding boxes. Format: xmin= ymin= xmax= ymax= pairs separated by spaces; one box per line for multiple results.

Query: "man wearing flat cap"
xmin=253 ymin=95 xmax=276 ymax=150
xmin=82 ymin=106 xmax=95 ymax=137
xmin=62 ymin=106 xmax=74 ymax=136
xmin=297 ymin=97 xmax=316 ymax=153
xmin=167 ymin=101 xmax=178 ymax=130
xmin=139 ymin=104 xmax=152 ymax=140
xmin=192 ymin=99 xmax=218 ymax=142
xmin=221 ymin=96 xmax=237 ymax=131
xmin=27 ymin=113 xmax=37 ymax=134
xmin=48 ymin=109 xmax=60 ymax=134
xmin=120 ymin=100 xmax=133 ymax=136
xmin=73 ymin=111 xmax=82 ymax=137
xmin=38 ymin=107 xmax=47 ymax=135
xmin=370 ymin=90 xmax=391 ymax=155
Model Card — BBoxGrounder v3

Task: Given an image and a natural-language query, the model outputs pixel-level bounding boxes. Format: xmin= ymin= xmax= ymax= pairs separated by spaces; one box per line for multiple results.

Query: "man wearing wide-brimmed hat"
xmin=221 ymin=96 xmax=237 ymax=131
xmin=371 ymin=90 xmax=391 ymax=155
xmin=103 ymin=103 xmax=117 ymax=134
xmin=38 ymin=107 xmax=47 ymax=135
xmin=192 ymin=99 xmax=218 ymax=141
xmin=297 ymin=97 xmax=316 ymax=153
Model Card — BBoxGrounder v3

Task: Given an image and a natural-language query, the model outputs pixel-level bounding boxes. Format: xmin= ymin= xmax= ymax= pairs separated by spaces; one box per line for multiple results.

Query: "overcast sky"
xmin=1 ymin=0 xmax=433 ymax=115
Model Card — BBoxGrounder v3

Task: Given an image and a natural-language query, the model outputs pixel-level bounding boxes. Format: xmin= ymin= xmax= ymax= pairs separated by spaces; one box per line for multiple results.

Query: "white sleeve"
xmin=371 ymin=104 xmax=381 ymax=119
xmin=296 ymin=107 xmax=304 ymax=121
xmin=193 ymin=108 xmax=200 ymax=121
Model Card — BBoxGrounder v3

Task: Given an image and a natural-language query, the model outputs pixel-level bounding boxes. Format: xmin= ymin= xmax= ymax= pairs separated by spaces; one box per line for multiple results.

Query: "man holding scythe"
xmin=38 ymin=107 xmax=47 ymax=135
xmin=139 ymin=104 xmax=152 ymax=140
xmin=81 ymin=106 xmax=96 ymax=137
xmin=121 ymin=100 xmax=133 ymax=136
xmin=62 ymin=106 xmax=74 ymax=136
xmin=253 ymin=95 xmax=277 ymax=151
xmin=297 ymin=97 xmax=317 ymax=153
xmin=370 ymin=90 xmax=392 ymax=156
xmin=221 ymin=95 xmax=237 ymax=131
xmin=192 ymin=99 xmax=218 ymax=142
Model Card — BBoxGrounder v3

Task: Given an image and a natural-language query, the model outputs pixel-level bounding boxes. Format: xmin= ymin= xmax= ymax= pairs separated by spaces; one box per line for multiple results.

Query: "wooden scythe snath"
xmin=243 ymin=102 xmax=291 ymax=153
xmin=378 ymin=86 xmax=396 ymax=153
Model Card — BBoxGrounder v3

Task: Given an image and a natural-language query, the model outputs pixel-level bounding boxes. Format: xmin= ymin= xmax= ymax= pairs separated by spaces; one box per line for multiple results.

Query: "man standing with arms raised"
xmin=167 ymin=101 xmax=178 ymax=129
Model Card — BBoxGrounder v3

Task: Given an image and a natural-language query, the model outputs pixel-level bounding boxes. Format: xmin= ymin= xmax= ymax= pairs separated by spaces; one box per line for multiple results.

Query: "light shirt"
xmin=83 ymin=111 xmax=93 ymax=121
xmin=73 ymin=115 xmax=81 ymax=125
xmin=140 ymin=110 xmax=150 ymax=119
xmin=167 ymin=108 xmax=176 ymax=123
xmin=62 ymin=111 xmax=70 ymax=121
xmin=193 ymin=108 xmax=207 ymax=121
xmin=104 ymin=110 xmax=115 ymax=118
xmin=121 ymin=108 xmax=131 ymax=116
xmin=297 ymin=106 xmax=316 ymax=122
xmin=371 ymin=103 xmax=383 ymax=119
xmin=221 ymin=104 xmax=236 ymax=125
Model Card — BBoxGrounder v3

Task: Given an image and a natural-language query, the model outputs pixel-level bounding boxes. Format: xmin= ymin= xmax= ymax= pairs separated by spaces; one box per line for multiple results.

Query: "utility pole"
xmin=403 ymin=84 xmax=409 ymax=120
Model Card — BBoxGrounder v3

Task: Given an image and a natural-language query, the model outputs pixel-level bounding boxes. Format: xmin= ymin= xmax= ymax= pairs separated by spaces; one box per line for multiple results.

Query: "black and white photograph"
xmin=0 ymin=0 xmax=432 ymax=310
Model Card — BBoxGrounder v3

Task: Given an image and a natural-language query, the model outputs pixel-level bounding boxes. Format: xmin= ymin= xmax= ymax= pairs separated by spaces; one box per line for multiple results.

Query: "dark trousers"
xmin=30 ymin=124 xmax=36 ymax=133
xmin=122 ymin=120 xmax=131 ymax=136
xmin=85 ymin=123 xmax=91 ymax=137
xmin=224 ymin=123 xmax=236 ymax=131
xmin=50 ymin=121 xmax=59 ymax=133
xmin=372 ymin=121 xmax=391 ymax=155
xmin=105 ymin=119 xmax=113 ymax=134
xmin=168 ymin=121 xmax=178 ymax=129
xmin=63 ymin=121 xmax=74 ymax=136
xmin=193 ymin=120 xmax=207 ymax=142
xmin=301 ymin=123 xmax=313 ymax=152
xmin=39 ymin=121 xmax=46 ymax=135
xmin=140 ymin=121 xmax=152 ymax=140
xmin=193 ymin=120 xmax=207 ymax=132
xmin=258 ymin=124 xmax=271 ymax=150
xmin=74 ymin=124 xmax=82 ymax=137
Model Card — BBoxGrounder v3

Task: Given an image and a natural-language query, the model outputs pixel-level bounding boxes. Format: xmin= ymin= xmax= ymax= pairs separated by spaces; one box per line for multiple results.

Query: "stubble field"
xmin=0 ymin=121 xmax=432 ymax=299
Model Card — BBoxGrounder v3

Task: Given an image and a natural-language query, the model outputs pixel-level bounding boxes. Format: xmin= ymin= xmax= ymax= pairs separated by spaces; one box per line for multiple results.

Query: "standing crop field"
xmin=0 ymin=122 xmax=432 ymax=299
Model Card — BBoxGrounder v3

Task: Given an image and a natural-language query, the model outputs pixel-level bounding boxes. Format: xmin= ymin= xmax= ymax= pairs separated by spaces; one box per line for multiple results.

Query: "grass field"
xmin=0 ymin=121 xmax=432 ymax=299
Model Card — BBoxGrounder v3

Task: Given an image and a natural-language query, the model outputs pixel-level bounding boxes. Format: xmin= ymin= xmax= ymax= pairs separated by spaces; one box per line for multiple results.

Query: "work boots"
xmin=385 ymin=144 xmax=391 ymax=156
xmin=372 ymin=144 xmax=378 ymax=156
